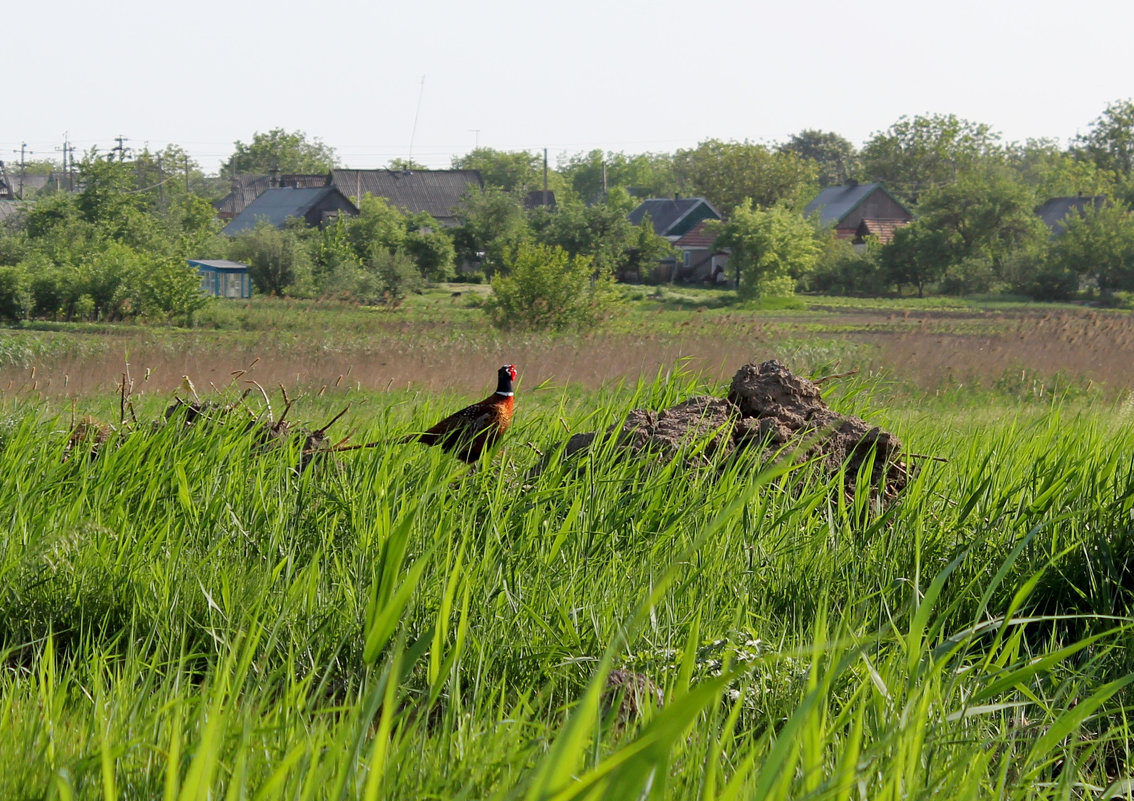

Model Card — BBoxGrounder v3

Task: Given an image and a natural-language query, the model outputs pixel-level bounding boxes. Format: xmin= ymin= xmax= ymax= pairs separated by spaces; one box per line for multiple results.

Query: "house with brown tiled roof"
xmin=673 ymin=220 xmax=729 ymax=284
xmin=804 ymin=182 xmax=913 ymax=244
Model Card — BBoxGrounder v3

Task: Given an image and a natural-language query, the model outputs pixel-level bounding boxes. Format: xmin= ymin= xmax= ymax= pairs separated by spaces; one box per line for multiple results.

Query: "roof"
xmin=804 ymin=182 xmax=905 ymax=226
xmin=1036 ymin=196 xmax=1107 ymax=235
xmin=628 ymin=197 xmax=720 ymax=237
xmin=188 ymin=259 xmax=251 ymax=271
xmin=523 ymin=189 xmax=556 ymax=210
xmin=673 ymin=220 xmax=719 ymax=249
xmin=329 ymin=169 xmax=483 ymax=222
xmin=222 ymin=187 xmax=355 ymax=235
xmin=214 ymin=174 xmax=328 ymax=218
xmin=0 ymin=200 xmax=24 ymax=222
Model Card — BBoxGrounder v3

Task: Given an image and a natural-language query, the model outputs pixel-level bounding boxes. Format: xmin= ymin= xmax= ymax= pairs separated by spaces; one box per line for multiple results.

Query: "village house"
xmin=221 ymin=186 xmax=359 ymax=235
xmin=216 ymin=169 xmax=484 ymax=227
xmin=1035 ymin=195 xmax=1108 ymax=236
xmin=804 ymin=182 xmax=914 ymax=245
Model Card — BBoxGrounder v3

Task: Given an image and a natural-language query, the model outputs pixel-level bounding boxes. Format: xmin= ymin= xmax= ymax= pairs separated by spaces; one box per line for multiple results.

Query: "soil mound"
xmin=555 ymin=359 xmax=909 ymax=500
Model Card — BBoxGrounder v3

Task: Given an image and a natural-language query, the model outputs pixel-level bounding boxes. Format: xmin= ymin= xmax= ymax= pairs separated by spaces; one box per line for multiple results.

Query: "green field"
xmin=2 ymin=293 xmax=1134 ymax=799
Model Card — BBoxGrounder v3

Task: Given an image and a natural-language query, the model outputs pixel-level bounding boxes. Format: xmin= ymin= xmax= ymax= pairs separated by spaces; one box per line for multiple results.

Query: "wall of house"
xmin=836 ymin=192 xmax=912 ymax=233
xmin=304 ymin=195 xmax=358 ymax=228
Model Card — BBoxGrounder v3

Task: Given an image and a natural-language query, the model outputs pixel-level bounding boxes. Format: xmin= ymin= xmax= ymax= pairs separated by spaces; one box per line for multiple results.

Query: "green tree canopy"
xmin=879 ymin=168 xmax=1047 ymax=296
xmin=1007 ymin=138 xmax=1116 ymax=200
xmin=713 ymin=201 xmax=820 ymax=298
xmin=1048 ymin=201 xmax=1134 ymax=293
xmin=485 ymin=242 xmax=620 ymax=331
xmin=673 ymin=140 xmax=818 ymax=216
xmin=779 ymin=129 xmax=859 ymax=186
xmin=451 ymin=187 xmax=530 ymax=275
xmin=862 ymin=113 xmax=1003 ymax=203
xmin=557 ymin=149 xmax=677 ymax=203
xmin=531 ymin=194 xmax=674 ymax=282
xmin=1075 ymin=99 xmax=1134 ymax=176
xmin=228 ymin=128 xmax=338 ymax=175
xmin=227 ymin=220 xmax=314 ymax=296
xmin=451 ymin=148 xmax=558 ymax=194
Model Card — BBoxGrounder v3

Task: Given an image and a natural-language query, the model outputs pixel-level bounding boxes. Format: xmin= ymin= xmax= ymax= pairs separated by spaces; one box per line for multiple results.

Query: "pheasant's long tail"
xmin=303 ymin=433 xmax=421 ymax=456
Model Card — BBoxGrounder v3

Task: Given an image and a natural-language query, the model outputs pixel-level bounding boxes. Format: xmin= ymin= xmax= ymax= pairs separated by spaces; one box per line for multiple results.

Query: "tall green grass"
xmin=2 ymin=370 xmax=1133 ymax=799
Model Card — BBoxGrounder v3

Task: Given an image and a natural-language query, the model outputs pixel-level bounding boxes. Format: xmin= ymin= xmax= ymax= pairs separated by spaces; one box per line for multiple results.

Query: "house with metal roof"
xmin=329 ymin=169 xmax=483 ymax=225
xmin=222 ymin=187 xmax=358 ymax=235
xmin=804 ymin=182 xmax=913 ymax=244
xmin=215 ymin=174 xmax=329 ymax=220
xmin=627 ymin=197 xmax=722 ymax=240
xmin=1035 ymin=195 xmax=1107 ymax=237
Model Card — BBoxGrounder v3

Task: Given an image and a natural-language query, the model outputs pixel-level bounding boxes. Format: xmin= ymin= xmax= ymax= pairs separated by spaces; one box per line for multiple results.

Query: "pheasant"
xmin=402 ymin=364 xmax=517 ymax=463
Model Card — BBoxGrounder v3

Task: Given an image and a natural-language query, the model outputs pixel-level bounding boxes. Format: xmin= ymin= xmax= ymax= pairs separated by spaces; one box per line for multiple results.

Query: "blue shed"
xmin=189 ymin=259 xmax=253 ymax=298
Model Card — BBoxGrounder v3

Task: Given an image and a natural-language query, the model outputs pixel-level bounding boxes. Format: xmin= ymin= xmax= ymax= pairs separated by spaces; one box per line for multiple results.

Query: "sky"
xmin=5 ymin=0 xmax=1133 ymax=175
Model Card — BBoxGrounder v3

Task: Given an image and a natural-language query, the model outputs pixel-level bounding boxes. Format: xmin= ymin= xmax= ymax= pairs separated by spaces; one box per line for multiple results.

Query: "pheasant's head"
xmin=496 ymin=364 xmax=517 ymax=395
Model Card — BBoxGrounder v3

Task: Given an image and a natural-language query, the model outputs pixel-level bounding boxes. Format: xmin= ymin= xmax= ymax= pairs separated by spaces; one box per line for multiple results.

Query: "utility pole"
xmin=57 ymin=134 xmax=74 ymax=192
xmin=157 ymin=155 xmax=166 ymax=208
xmin=16 ymin=143 xmax=30 ymax=200
xmin=183 ymin=154 xmax=190 ymax=193
xmin=112 ymin=135 xmax=130 ymax=162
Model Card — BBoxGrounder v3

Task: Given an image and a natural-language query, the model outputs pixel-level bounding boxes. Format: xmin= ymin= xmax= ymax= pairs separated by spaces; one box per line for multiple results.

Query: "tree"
xmin=484 ymin=242 xmax=621 ymax=331
xmin=403 ymin=213 xmax=456 ymax=282
xmin=228 ymin=220 xmax=314 ymax=296
xmin=1075 ymin=99 xmax=1134 ymax=176
xmin=1007 ymin=138 xmax=1116 ymax=199
xmin=228 ymin=128 xmax=338 ymax=175
xmin=557 ymin=149 xmax=677 ymax=203
xmin=879 ymin=222 xmax=951 ymax=298
xmin=132 ymin=144 xmax=209 ymax=205
xmin=138 ymin=256 xmax=210 ymax=323
xmin=915 ymin=170 xmax=1046 ymax=268
xmin=1047 ymin=201 xmax=1134 ymax=294
xmin=345 ymin=195 xmax=407 ymax=259
xmin=673 ymin=140 xmax=818 ymax=216
xmin=714 ymin=201 xmax=820 ymax=299
xmin=779 ymin=130 xmax=858 ymax=186
xmin=862 ymin=114 xmax=1002 ymax=203
xmin=451 ymin=148 xmax=554 ymax=194
xmin=451 ymin=187 xmax=530 ymax=275
xmin=533 ymin=195 xmax=670 ymax=281
xmin=878 ymin=169 xmax=1047 ymax=296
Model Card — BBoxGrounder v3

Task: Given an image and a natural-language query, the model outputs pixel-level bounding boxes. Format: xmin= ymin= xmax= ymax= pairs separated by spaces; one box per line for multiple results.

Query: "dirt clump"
xmin=554 ymin=359 xmax=909 ymax=501
xmin=602 ymin=669 xmax=664 ymax=725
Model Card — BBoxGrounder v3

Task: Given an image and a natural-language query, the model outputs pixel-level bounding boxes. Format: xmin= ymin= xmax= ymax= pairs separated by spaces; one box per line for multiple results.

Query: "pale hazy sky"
xmin=5 ymin=0 xmax=1132 ymax=174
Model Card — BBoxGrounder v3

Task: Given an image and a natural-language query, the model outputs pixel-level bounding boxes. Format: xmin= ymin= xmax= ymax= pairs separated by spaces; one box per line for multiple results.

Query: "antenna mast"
xmin=407 ymin=75 xmax=425 ymax=169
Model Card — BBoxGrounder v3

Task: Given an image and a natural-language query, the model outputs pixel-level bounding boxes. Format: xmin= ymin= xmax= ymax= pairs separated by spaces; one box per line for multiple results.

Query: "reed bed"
xmin=3 ymin=297 xmax=1133 ymax=403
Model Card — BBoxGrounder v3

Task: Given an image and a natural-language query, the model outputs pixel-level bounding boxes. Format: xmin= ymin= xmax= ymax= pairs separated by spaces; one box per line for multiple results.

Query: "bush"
xmin=359 ymin=249 xmax=424 ymax=306
xmin=138 ymin=257 xmax=211 ymax=323
xmin=807 ymin=239 xmax=889 ymax=295
xmin=0 ymin=264 xmax=31 ymax=322
xmin=484 ymin=242 xmax=621 ymax=331
xmin=228 ymin=222 xmax=315 ymax=297
xmin=714 ymin=201 xmax=820 ymax=299
xmin=1026 ymin=266 xmax=1080 ymax=301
